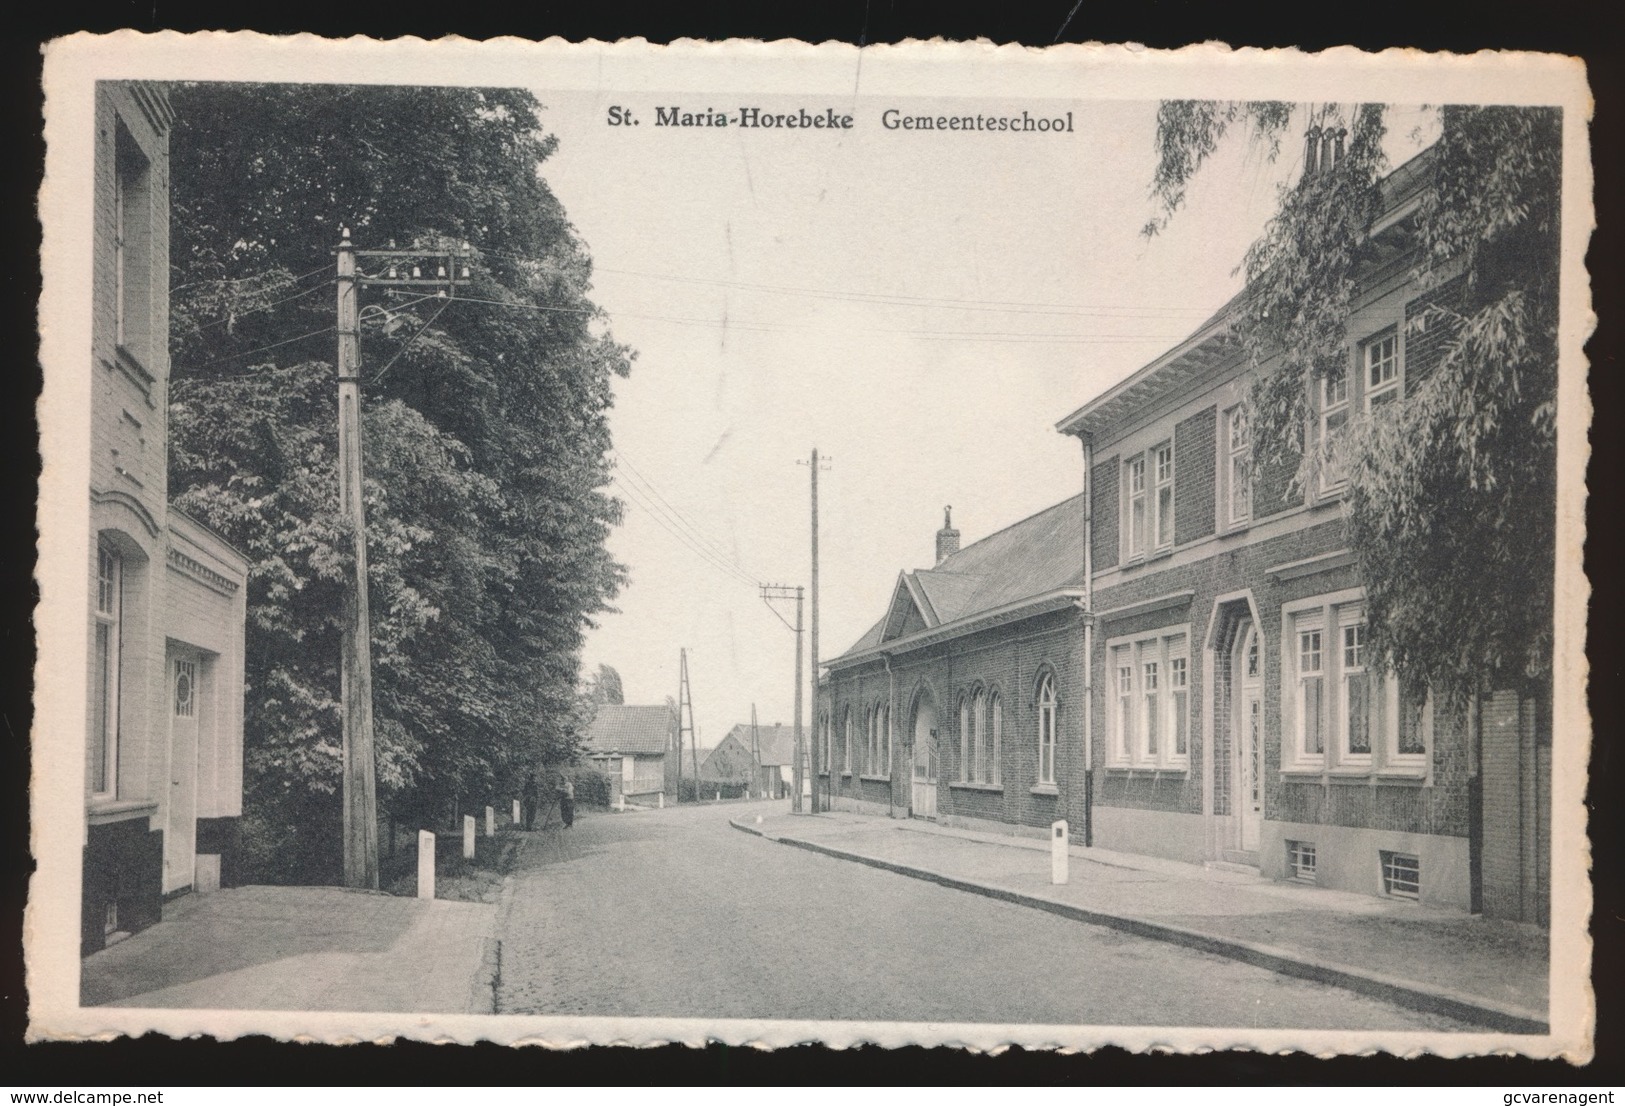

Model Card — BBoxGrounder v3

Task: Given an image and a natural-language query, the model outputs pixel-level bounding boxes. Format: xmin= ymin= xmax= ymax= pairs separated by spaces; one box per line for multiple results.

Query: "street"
xmin=496 ymin=801 xmax=1474 ymax=1029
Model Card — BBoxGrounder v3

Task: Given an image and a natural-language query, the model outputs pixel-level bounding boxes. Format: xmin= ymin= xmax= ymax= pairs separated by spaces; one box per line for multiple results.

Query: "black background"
xmin=3 ymin=0 xmax=1619 ymax=1088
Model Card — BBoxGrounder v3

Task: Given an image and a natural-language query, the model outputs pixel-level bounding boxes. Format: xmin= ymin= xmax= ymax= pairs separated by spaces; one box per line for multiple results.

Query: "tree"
xmin=588 ymin=663 xmax=625 ymax=705
xmin=1146 ymin=102 xmax=1561 ymax=707
xmin=166 ymin=83 xmax=631 ymax=880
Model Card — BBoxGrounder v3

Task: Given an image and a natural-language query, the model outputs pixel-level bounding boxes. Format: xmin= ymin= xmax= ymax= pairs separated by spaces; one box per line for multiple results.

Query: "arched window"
xmin=1037 ymin=674 xmax=1057 ymax=786
xmin=843 ymin=707 xmax=853 ymax=773
xmin=989 ymin=693 xmax=1003 ymax=786
xmin=959 ymin=696 xmax=971 ymax=781
xmin=880 ymin=704 xmax=891 ymax=775
xmin=970 ymin=689 xmax=987 ymax=783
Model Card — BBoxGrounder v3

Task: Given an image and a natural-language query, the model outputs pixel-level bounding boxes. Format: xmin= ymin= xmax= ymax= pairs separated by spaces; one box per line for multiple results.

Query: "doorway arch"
xmin=910 ymin=687 xmax=940 ymax=818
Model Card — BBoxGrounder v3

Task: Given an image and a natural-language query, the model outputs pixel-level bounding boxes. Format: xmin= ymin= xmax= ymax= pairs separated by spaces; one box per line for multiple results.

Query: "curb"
xmin=729 ymin=817 xmax=1548 ymax=1035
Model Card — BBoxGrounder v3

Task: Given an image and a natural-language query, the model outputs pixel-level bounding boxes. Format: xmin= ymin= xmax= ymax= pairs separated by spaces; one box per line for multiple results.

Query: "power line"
xmin=179 ymin=324 xmax=339 ymax=373
xmin=610 ymin=479 xmax=756 ymax=588
xmin=609 ymin=450 xmax=755 ymax=580
xmin=609 ymin=476 xmax=757 ymax=588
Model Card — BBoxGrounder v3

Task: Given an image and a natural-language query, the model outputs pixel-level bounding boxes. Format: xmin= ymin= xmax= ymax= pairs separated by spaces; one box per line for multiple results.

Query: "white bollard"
xmin=417 ymin=830 xmax=436 ymax=899
xmin=615 ymin=793 xmax=625 ymax=812
xmin=485 ymin=805 xmax=495 ymax=837
xmin=512 ymin=798 xmax=521 ymax=824
xmin=658 ymin=792 xmax=664 ymax=809
xmin=1051 ymin=820 xmax=1069 ymax=885
xmin=463 ymin=814 xmax=476 ymax=859
xmin=716 ymin=790 xmax=722 ymax=802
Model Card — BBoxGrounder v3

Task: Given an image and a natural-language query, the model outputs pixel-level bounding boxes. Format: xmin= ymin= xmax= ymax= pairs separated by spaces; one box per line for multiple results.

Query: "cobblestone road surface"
xmin=496 ymin=800 xmax=1472 ymax=1029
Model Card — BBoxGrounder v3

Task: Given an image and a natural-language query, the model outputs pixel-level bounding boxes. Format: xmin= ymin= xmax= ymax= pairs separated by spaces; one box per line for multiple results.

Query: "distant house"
xmin=84 ymin=82 xmax=251 ymax=954
xmin=582 ymin=704 xmax=674 ymax=806
xmin=700 ymin=723 xmax=797 ymax=799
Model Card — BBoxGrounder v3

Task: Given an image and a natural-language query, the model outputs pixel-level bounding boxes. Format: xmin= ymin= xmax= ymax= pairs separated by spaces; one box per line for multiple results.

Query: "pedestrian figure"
xmin=559 ymin=776 xmax=576 ymax=828
xmin=522 ymin=769 xmax=539 ymax=831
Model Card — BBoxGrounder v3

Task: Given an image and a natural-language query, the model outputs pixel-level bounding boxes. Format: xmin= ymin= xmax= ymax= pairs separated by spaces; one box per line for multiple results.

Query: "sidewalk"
xmin=732 ymin=810 xmax=1549 ymax=1033
xmin=81 ymin=885 xmax=498 ymax=1013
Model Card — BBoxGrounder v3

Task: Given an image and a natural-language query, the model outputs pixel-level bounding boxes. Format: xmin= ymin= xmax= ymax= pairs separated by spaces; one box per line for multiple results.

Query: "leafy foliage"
xmin=1147 ymin=102 xmax=1561 ymax=703
xmin=166 ymin=83 xmax=630 ymax=879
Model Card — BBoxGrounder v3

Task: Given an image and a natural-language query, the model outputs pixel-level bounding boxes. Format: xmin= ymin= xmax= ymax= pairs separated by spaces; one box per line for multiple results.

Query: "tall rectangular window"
xmin=1297 ymin=624 xmax=1325 ymax=757
xmin=1227 ymin=407 xmax=1251 ymax=525
xmin=1341 ymin=620 xmax=1371 ymax=757
xmin=112 ymin=122 xmax=151 ymax=358
xmin=1141 ymin=661 xmax=1160 ymax=756
xmin=1169 ymin=653 xmax=1189 ymax=756
xmin=1126 ymin=457 xmax=1147 ymax=556
xmin=1114 ymin=653 xmax=1133 ymax=762
xmin=1153 ymin=443 xmax=1174 ymax=549
xmin=1364 ymin=330 xmax=1401 ymax=409
xmin=970 ymin=691 xmax=987 ymax=783
xmin=91 ymin=545 xmax=122 ymax=797
xmin=1320 ymin=365 xmax=1350 ymax=489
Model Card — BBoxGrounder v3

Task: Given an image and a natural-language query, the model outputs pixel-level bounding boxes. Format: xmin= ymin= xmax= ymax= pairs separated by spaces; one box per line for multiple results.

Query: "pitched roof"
xmin=834 ymin=495 xmax=1086 ymax=664
xmin=716 ymin=722 xmax=796 ymax=766
xmin=582 ymin=704 xmax=673 ymax=756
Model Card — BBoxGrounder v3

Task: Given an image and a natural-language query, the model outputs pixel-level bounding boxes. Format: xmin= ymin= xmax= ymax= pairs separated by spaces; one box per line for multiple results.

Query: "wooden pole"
xmin=809 ymin=448 xmax=822 ymax=812
xmin=792 ymin=586 xmax=804 ymax=812
xmin=337 ymin=229 xmax=379 ymax=890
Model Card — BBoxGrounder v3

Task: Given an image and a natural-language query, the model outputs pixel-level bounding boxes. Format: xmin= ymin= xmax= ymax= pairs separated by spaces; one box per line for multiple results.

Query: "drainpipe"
xmin=1081 ymin=434 xmax=1095 ymax=847
xmin=883 ymin=653 xmax=897 ymax=818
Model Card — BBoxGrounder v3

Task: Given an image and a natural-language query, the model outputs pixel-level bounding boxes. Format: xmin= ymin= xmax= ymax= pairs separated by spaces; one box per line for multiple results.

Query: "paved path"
xmin=496 ymin=801 xmax=1473 ymax=1029
xmin=82 ymin=885 xmax=497 ymax=1013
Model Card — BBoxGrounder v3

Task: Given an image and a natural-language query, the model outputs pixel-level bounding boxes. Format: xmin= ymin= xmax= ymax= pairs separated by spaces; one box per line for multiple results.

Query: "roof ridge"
xmin=934 ymin=491 xmax=1085 ymax=568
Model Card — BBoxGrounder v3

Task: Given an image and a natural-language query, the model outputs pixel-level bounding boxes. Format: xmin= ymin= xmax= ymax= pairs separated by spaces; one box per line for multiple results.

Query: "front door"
xmin=165 ymin=647 xmax=201 ymax=895
xmin=911 ymin=696 xmax=939 ymax=818
xmin=1236 ymin=623 xmax=1263 ymax=854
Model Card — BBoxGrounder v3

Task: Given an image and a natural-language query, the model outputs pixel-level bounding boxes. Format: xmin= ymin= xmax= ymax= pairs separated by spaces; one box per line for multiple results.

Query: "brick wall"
xmin=828 ymin=607 xmax=1083 ymax=831
xmin=1091 ymin=453 xmax=1119 ymax=571
xmin=1173 ymin=406 xmax=1216 ymax=545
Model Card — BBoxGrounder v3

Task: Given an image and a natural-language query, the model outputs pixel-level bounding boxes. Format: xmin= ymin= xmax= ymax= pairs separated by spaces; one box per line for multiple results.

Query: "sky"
xmin=533 ymin=91 xmax=1437 ymax=750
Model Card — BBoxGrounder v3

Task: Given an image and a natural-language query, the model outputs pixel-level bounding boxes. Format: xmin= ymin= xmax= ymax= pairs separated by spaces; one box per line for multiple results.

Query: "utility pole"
xmin=334 ymin=229 xmax=469 ymax=889
xmin=336 ymin=230 xmax=378 ymax=890
xmin=760 ymin=583 xmax=805 ymax=812
xmin=799 ymin=450 xmax=830 ymax=812
xmin=750 ymin=703 xmax=760 ymax=798
xmin=676 ymin=648 xmax=697 ymax=802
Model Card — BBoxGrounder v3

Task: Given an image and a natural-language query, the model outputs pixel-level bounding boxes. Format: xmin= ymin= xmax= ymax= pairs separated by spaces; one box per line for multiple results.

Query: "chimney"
xmin=935 ymin=506 xmax=960 ymax=565
xmin=1302 ymin=124 xmax=1322 ymax=179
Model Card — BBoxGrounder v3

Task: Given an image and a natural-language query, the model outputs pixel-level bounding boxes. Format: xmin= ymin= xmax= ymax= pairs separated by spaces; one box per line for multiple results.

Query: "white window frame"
xmin=1282 ymin=589 xmax=1431 ymax=776
xmin=91 ymin=543 xmax=122 ymax=799
xmin=1318 ymin=364 xmax=1351 ymax=493
xmin=1125 ymin=456 xmax=1148 ymax=558
xmin=845 ymin=701 xmax=858 ymax=773
xmin=1152 ymin=442 xmax=1175 ymax=551
xmin=1362 ymin=328 xmax=1403 ymax=411
xmin=1224 ymin=405 xmax=1251 ymax=527
xmin=988 ymin=693 xmax=1002 ymax=787
xmin=1105 ymin=625 xmax=1191 ymax=770
xmin=879 ymin=704 xmax=891 ymax=776
xmin=1036 ymin=674 xmax=1057 ymax=786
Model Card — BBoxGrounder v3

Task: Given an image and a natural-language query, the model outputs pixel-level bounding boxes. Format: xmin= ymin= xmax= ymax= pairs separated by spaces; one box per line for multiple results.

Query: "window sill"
xmin=948 ymin=781 xmax=1003 ymax=793
xmin=840 ymin=771 xmax=853 ymax=779
xmin=87 ymin=797 xmax=158 ymax=825
xmin=1103 ymin=764 xmax=1190 ymax=777
xmin=859 ymin=773 xmax=890 ymax=783
xmin=1029 ymin=784 xmax=1060 ymax=797
xmin=1121 ymin=548 xmax=1175 ymax=571
xmin=1279 ymin=765 xmax=1326 ymax=778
